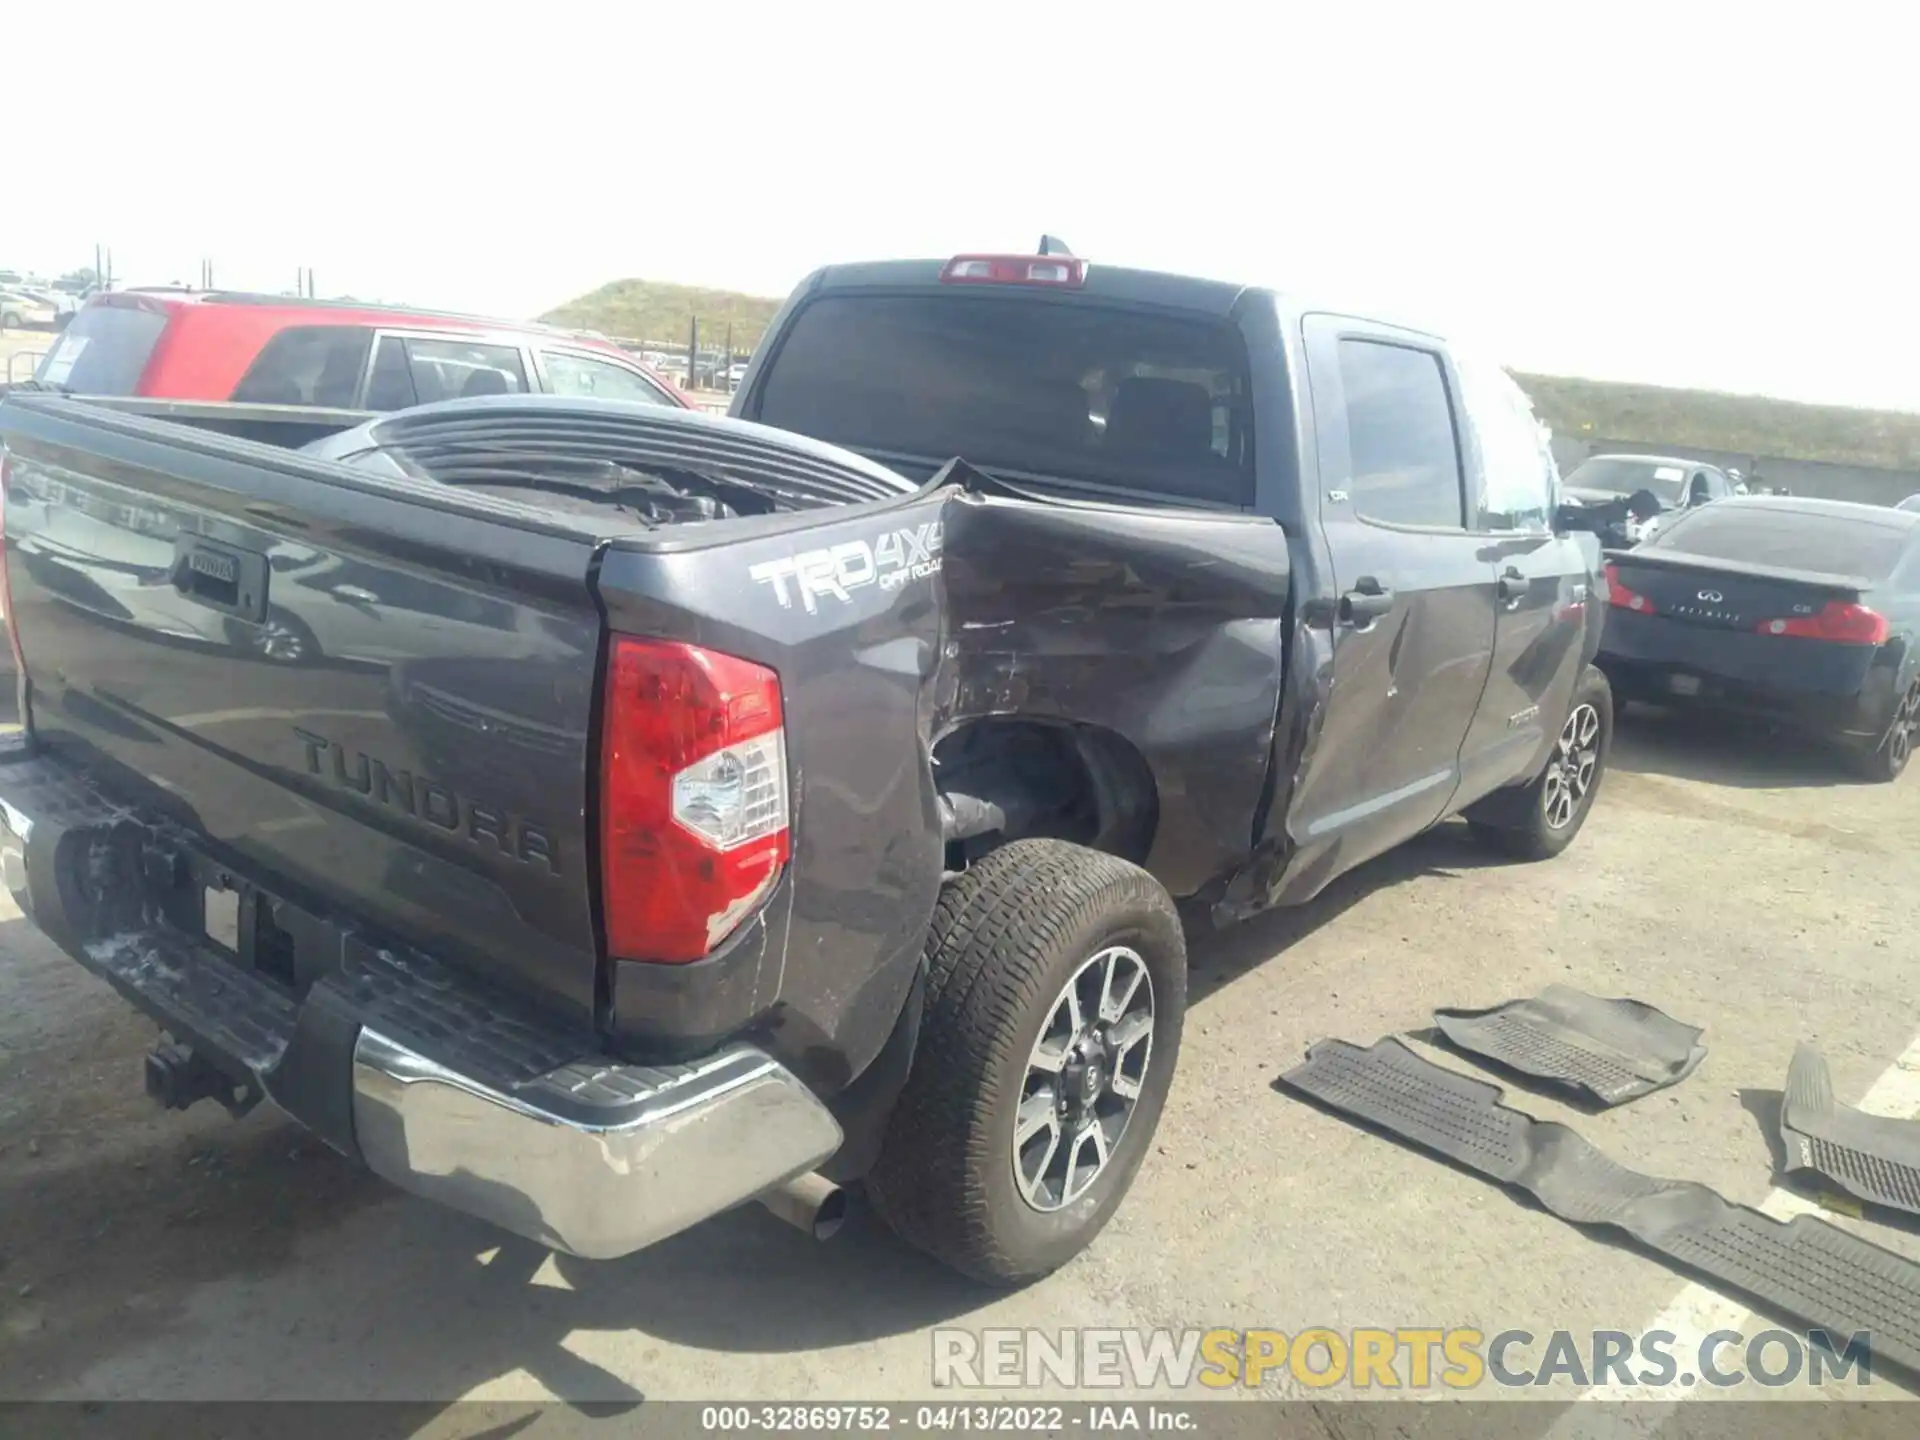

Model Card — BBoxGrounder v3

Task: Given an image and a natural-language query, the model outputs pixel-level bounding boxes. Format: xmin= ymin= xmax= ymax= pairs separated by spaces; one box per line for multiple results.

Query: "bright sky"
xmin=9 ymin=2 xmax=1914 ymax=409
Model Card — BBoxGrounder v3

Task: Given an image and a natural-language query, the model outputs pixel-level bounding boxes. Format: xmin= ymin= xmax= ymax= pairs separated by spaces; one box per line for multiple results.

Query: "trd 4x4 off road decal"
xmin=749 ymin=521 xmax=944 ymax=614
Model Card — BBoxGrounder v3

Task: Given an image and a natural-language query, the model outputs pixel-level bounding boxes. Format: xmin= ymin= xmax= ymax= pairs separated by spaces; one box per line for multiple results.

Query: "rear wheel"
xmin=1847 ymin=675 xmax=1920 ymax=783
xmin=224 ymin=609 xmax=318 ymax=666
xmin=1469 ymin=666 xmax=1613 ymax=861
xmin=867 ymin=839 xmax=1186 ymax=1285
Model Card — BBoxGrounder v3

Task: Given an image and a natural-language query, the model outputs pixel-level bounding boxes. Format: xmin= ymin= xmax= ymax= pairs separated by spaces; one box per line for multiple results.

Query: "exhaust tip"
xmin=811 ymin=1183 xmax=849 ymax=1242
xmin=758 ymin=1171 xmax=848 ymax=1242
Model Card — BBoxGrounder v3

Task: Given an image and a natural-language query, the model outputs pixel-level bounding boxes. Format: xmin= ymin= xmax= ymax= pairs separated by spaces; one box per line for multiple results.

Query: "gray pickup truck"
xmin=0 ymin=250 xmax=1616 ymax=1283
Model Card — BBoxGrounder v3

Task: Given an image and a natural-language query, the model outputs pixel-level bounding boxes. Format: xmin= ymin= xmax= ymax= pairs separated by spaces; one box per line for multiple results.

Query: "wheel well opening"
xmin=933 ymin=718 xmax=1158 ymax=869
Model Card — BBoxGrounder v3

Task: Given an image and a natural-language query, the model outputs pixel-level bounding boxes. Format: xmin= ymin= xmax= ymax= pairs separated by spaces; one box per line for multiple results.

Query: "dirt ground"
xmin=1 ymin=705 xmax=1917 ymax=1426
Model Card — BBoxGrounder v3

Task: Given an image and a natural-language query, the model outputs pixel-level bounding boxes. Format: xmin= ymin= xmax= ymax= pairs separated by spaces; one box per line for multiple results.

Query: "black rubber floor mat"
xmin=1431 ymin=984 xmax=1705 ymax=1106
xmin=1781 ymin=1043 xmax=1920 ymax=1217
xmin=1279 ymin=1037 xmax=1920 ymax=1375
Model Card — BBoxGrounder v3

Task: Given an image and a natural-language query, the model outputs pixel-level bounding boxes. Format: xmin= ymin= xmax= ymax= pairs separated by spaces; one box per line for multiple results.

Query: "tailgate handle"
xmin=171 ymin=539 xmax=270 ymax=624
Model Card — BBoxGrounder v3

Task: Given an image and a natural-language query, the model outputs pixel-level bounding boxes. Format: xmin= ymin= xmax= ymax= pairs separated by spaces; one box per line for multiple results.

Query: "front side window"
xmin=1454 ymin=354 xmax=1557 ymax=531
xmin=1337 ymin=339 xmax=1465 ymax=529
xmin=541 ymin=350 xmax=675 ymax=405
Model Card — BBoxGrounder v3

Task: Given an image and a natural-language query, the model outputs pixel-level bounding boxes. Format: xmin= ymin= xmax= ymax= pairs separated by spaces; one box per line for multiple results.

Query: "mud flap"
xmin=1279 ymin=1037 xmax=1920 ymax=1376
xmin=1432 ymin=985 xmax=1706 ymax=1107
xmin=1781 ymin=1044 xmax=1920 ymax=1217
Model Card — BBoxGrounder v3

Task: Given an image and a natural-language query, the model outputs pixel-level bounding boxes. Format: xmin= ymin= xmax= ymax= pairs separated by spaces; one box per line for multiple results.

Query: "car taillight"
xmin=1603 ymin=562 xmax=1656 ymax=614
xmin=1755 ymin=600 xmax=1889 ymax=645
xmin=0 ymin=452 xmax=23 ymax=676
xmin=598 ymin=636 xmax=789 ymax=964
xmin=939 ymin=254 xmax=1089 ymax=287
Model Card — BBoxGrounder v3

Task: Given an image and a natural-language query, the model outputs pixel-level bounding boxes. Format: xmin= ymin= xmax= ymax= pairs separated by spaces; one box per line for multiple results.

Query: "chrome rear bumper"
xmin=352 ymin=1029 xmax=843 ymax=1259
xmin=0 ymin=746 xmax=843 ymax=1263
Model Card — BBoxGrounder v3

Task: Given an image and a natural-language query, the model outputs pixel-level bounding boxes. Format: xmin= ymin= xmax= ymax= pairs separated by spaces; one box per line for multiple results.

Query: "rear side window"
xmin=754 ymin=294 xmax=1253 ymax=506
xmin=365 ymin=336 xmax=529 ymax=409
xmin=1652 ymin=506 xmax=1908 ymax=578
xmin=1337 ymin=340 xmax=1465 ymax=529
xmin=232 ymin=325 xmax=373 ymax=407
xmin=34 ymin=305 xmax=168 ymax=393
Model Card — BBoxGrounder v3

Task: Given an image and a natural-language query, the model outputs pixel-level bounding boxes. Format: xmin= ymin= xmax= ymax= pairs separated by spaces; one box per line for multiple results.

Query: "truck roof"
xmin=807 ymin=255 xmax=1449 ymax=342
xmin=812 ymin=258 xmax=1251 ymax=317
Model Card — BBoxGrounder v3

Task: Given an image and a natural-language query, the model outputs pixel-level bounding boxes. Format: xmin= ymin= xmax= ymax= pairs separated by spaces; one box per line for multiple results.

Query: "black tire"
xmin=1469 ymin=665 xmax=1614 ymax=861
xmin=867 ymin=839 xmax=1186 ymax=1285
xmin=1845 ymin=674 xmax=1920 ymax=784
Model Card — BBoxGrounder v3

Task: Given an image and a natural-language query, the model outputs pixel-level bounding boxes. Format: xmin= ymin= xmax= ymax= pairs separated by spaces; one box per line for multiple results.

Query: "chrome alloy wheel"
xmin=252 ymin=617 xmax=307 ymax=663
xmin=1543 ymin=702 xmax=1602 ymax=830
xmin=1013 ymin=945 xmax=1155 ymax=1212
xmin=1887 ymin=678 xmax=1920 ymax=773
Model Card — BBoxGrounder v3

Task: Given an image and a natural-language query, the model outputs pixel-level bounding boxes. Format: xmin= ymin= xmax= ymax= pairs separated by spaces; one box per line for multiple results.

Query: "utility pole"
xmin=688 ymin=316 xmax=699 ymax=390
xmin=94 ymin=243 xmax=103 ymax=287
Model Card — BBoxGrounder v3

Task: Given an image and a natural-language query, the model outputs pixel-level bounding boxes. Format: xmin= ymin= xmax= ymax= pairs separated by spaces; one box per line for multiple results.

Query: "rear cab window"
xmin=751 ymin=293 xmax=1254 ymax=507
xmin=34 ymin=304 xmax=170 ymax=393
xmin=1652 ymin=506 xmax=1907 ymax=578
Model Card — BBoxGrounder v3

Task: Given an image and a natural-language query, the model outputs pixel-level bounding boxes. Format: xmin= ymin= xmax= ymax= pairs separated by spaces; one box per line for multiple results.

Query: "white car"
xmin=0 ymin=288 xmax=60 ymax=330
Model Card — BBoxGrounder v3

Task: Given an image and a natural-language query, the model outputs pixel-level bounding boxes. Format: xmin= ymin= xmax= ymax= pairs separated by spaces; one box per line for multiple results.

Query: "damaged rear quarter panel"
xmin=594 ymin=493 xmax=950 ymax=1083
xmin=936 ymin=491 xmax=1291 ymax=896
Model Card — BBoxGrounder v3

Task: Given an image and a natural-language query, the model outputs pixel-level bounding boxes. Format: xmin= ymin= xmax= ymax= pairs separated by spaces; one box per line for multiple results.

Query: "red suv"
xmin=33 ymin=289 xmax=690 ymax=411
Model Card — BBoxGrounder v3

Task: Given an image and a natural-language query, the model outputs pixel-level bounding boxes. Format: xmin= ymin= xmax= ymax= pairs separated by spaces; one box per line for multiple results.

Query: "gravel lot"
xmin=1 ymin=705 xmax=1917 ymax=1428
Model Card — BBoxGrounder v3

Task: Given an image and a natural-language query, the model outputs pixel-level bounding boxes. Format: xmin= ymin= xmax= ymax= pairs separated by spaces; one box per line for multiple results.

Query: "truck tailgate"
xmin=1 ymin=397 xmax=609 ymax=1020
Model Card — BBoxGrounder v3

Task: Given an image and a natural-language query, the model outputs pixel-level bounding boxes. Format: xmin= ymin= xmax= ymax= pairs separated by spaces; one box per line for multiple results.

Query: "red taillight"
xmin=1603 ymin=562 xmax=1656 ymax=615
xmin=598 ymin=636 xmax=789 ymax=964
xmin=939 ymin=254 xmax=1089 ymax=287
xmin=1755 ymin=600 xmax=1889 ymax=645
xmin=0 ymin=452 xmax=23 ymax=676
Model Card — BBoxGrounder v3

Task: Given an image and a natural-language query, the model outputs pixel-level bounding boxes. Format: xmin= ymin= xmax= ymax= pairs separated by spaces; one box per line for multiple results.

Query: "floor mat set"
xmin=1278 ymin=989 xmax=1920 ymax=1375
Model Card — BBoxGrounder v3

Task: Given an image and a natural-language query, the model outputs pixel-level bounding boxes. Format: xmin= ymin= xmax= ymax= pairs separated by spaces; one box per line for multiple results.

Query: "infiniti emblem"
xmin=1697 ymin=589 xmax=1724 ymax=603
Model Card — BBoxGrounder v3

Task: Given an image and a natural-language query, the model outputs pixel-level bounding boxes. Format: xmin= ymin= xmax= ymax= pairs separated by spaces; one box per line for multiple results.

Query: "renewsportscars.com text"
xmin=931 ymin=1326 xmax=1875 ymax=1391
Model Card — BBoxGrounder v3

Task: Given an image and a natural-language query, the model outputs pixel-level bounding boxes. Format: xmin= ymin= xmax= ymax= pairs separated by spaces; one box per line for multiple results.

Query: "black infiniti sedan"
xmin=1598 ymin=496 xmax=1920 ymax=781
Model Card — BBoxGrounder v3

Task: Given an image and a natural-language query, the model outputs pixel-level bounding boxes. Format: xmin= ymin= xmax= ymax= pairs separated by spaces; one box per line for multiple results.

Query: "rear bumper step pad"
xmin=1279 ymin=1037 xmax=1920 ymax=1376
xmin=1782 ymin=1044 xmax=1920 ymax=1216
xmin=1432 ymin=985 xmax=1705 ymax=1106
